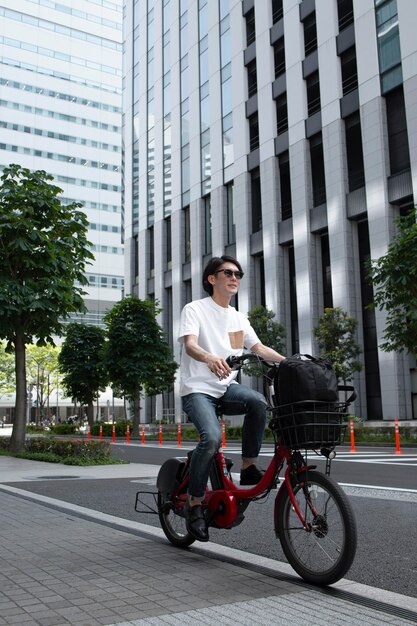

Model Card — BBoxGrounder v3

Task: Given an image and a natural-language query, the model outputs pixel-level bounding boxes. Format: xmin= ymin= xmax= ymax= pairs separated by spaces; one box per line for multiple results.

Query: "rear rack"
xmin=134 ymin=491 xmax=158 ymax=515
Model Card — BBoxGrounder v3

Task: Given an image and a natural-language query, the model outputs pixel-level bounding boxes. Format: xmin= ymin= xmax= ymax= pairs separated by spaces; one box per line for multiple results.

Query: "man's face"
xmin=210 ymin=262 xmax=244 ymax=298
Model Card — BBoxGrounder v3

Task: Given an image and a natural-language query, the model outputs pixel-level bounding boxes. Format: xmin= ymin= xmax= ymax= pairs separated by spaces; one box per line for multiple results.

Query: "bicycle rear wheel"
xmin=275 ymin=470 xmax=357 ymax=586
xmin=157 ymin=492 xmax=195 ymax=548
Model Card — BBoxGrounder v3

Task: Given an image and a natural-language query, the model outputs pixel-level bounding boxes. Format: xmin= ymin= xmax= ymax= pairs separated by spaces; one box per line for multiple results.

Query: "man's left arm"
xmin=251 ymin=342 xmax=286 ymax=362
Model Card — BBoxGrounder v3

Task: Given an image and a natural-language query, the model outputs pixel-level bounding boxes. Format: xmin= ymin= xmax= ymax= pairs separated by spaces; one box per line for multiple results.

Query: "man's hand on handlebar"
xmin=207 ymin=357 xmax=232 ymax=380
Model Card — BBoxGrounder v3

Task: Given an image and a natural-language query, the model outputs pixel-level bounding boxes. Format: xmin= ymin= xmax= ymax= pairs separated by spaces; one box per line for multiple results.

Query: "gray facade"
xmin=123 ymin=0 xmax=417 ymax=422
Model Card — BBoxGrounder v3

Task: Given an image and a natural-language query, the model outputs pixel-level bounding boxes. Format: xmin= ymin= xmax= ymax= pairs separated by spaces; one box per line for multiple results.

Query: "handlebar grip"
xmin=226 ymin=355 xmax=243 ymax=370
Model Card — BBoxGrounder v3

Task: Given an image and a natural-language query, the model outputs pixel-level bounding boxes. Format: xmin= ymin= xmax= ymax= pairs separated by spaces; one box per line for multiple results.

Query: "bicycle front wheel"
xmin=275 ymin=470 xmax=357 ymax=586
xmin=157 ymin=492 xmax=195 ymax=548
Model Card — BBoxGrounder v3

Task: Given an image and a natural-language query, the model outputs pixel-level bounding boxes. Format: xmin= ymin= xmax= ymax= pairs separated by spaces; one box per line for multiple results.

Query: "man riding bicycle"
xmin=178 ymin=255 xmax=285 ymax=541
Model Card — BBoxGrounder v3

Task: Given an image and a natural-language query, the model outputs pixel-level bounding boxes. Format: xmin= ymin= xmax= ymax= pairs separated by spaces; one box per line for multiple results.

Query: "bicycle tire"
xmin=157 ymin=492 xmax=196 ymax=548
xmin=275 ymin=470 xmax=357 ymax=586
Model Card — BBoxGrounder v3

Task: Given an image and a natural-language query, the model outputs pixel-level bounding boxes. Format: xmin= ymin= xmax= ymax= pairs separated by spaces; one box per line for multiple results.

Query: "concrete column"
xmin=361 ymin=96 xmax=409 ymax=419
xmin=290 ymin=138 xmax=318 ymax=354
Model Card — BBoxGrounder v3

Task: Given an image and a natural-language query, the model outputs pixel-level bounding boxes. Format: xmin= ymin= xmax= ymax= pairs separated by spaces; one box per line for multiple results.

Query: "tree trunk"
xmin=132 ymin=387 xmax=141 ymax=435
xmin=10 ymin=333 xmax=27 ymax=452
xmin=87 ymin=403 xmax=94 ymax=427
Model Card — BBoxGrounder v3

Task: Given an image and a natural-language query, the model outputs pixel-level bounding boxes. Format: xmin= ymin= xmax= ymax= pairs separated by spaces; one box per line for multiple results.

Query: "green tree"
xmin=0 ymin=341 xmax=15 ymax=398
xmin=26 ymin=345 xmax=60 ymax=424
xmin=313 ymin=307 xmax=362 ymax=384
xmin=104 ymin=295 xmax=178 ymax=432
xmin=244 ymin=305 xmax=286 ymax=378
xmin=58 ymin=323 xmax=108 ymax=426
xmin=0 ymin=164 xmax=93 ymax=451
xmin=368 ymin=207 xmax=417 ymax=357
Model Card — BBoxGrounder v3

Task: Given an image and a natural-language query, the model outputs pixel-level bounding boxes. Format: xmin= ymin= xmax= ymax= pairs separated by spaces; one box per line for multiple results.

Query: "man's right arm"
xmin=183 ymin=335 xmax=232 ymax=380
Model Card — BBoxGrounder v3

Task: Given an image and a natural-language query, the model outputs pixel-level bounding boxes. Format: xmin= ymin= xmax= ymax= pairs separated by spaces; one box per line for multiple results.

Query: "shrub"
xmin=51 ymin=423 xmax=77 ymax=435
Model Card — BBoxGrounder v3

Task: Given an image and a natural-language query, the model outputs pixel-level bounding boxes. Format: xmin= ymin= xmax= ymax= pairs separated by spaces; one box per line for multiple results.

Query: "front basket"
xmin=269 ymin=401 xmax=348 ymax=450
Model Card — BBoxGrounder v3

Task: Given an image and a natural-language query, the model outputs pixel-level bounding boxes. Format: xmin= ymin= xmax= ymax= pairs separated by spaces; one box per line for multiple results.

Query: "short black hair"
xmin=202 ymin=255 xmax=243 ymax=296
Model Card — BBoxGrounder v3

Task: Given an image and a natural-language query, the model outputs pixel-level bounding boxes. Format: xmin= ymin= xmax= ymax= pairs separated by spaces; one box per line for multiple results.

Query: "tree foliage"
xmin=244 ymin=305 xmax=286 ymax=377
xmin=368 ymin=207 xmax=417 ymax=358
xmin=58 ymin=324 xmax=108 ymax=425
xmin=104 ymin=295 xmax=178 ymax=430
xmin=0 ymin=164 xmax=93 ymax=450
xmin=313 ymin=307 xmax=362 ymax=384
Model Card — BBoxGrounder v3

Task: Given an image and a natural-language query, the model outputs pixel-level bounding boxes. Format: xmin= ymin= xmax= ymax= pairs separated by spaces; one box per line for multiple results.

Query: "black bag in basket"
xmin=273 ymin=354 xmax=341 ymax=448
xmin=275 ymin=354 xmax=338 ymax=405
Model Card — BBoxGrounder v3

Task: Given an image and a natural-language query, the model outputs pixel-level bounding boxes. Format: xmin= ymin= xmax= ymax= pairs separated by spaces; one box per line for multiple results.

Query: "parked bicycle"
xmin=135 ymin=353 xmax=357 ymax=586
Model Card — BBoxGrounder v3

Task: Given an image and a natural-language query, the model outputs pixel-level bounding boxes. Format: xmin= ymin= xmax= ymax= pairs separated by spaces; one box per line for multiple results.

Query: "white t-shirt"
xmin=178 ymin=297 xmax=260 ymax=398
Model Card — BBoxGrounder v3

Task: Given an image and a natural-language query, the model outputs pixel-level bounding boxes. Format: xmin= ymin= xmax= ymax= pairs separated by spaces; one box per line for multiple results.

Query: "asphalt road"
xmin=9 ymin=441 xmax=417 ymax=598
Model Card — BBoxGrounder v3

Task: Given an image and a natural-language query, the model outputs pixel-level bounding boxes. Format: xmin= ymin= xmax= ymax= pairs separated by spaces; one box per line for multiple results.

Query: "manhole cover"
xmin=37 ymin=475 xmax=81 ymax=480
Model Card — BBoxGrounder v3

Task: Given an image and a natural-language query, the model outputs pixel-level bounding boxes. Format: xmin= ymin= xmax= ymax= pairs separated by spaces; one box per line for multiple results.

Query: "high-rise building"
xmin=123 ymin=0 xmax=417 ymax=422
xmin=0 ymin=0 xmax=124 ymax=326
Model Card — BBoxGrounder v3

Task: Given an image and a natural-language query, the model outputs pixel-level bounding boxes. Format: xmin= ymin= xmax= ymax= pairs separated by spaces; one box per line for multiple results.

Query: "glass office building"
xmin=0 ymin=0 xmax=124 ymax=326
xmin=123 ymin=0 xmax=417 ymax=422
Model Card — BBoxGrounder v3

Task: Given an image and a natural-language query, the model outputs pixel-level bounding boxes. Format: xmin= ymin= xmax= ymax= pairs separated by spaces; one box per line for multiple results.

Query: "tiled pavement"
xmin=0 ymin=456 xmax=416 ymax=626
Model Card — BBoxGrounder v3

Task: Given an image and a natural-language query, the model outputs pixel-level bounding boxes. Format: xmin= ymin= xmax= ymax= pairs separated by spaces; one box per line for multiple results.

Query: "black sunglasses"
xmin=215 ymin=268 xmax=244 ymax=280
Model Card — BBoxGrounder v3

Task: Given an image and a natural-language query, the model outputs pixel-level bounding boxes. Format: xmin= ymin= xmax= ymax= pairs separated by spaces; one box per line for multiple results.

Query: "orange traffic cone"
xmin=99 ymin=424 xmax=103 ymax=440
xmin=177 ymin=423 xmax=182 ymax=447
xmin=394 ymin=418 xmax=403 ymax=455
xmin=159 ymin=423 xmax=163 ymax=446
xmin=126 ymin=424 xmax=130 ymax=444
xmin=221 ymin=420 xmax=227 ymax=448
xmin=112 ymin=423 xmax=116 ymax=443
xmin=349 ymin=420 xmax=357 ymax=453
xmin=141 ymin=424 xmax=145 ymax=445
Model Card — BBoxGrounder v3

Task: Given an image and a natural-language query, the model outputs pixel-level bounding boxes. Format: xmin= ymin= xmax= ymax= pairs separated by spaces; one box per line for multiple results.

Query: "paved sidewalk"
xmin=0 ymin=457 xmax=416 ymax=626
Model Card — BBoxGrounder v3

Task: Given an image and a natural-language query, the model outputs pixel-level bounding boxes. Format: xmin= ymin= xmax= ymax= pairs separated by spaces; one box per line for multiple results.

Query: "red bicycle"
xmin=136 ymin=354 xmax=357 ymax=586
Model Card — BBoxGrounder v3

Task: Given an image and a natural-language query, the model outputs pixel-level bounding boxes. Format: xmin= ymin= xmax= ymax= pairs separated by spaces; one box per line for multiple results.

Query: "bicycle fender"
xmin=156 ymin=458 xmax=186 ymax=499
xmin=273 ymin=465 xmax=317 ymax=535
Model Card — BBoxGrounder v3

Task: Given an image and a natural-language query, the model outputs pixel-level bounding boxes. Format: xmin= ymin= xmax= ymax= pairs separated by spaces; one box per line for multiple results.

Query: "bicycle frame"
xmin=170 ymin=443 xmax=317 ymax=532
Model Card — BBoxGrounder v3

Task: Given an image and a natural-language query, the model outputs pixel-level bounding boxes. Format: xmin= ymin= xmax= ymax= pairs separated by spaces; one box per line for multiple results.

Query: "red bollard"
xmin=87 ymin=426 xmax=91 ymax=441
xmin=112 ymin=423 xmax=116 ymax=443
xmin=159 ymin=423 xmax=163 ymax=446
xmin=177 ymin=423 xmax=181 ymax=447
xmin=394 ymin=418 xmax=403 ymax=455
xmin=221 ymin=420 xmax=227 ymax=448
xmin=126 ymin=424 xmax=130 ymax=444
xmin=99 ymin=424 xmax=103 ymax=441
xmin=349 ymin=420 xmax=357 ymax=453
xmin=141 ymin=424 xmax=145 ymax=445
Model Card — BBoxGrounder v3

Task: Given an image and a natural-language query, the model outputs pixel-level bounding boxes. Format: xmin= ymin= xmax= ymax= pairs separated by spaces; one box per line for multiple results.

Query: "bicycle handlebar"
xmin=226 ymin=353 xmax=274 ymax=370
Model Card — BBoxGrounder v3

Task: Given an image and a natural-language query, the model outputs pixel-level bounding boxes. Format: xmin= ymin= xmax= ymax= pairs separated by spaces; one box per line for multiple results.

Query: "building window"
xmin=251 ymin=168 xmax=262 ymax=233
xmin=249 ymin=113 xmax=259 ymax=151
xmin=288 ymin=245 xmax=299 ymax=354
xmin=278 ymin=151 xmax=292 ymax=220
xmin=385 ymin=86 xmax=411 ymax=175
xmin=247 ymin=59 xmax=257 ymax=98
xmin=375 ymin=0 xmax=402 ymax=93
xmin=337 ymin=0 xmax=354 ymax=31
xmin=306 ymin=71 xmax=321 ymax=116
xmin=321 ymin=234 xmax=333 ymax=309
xmin=273 ymin=37 xmax=286 ymax=78
xmin=183 ymin=205 xmax=191 ymax=263
xmin=272 ymin=0 xmax=283 ymax=24
xmin=226 ymin=182 xmax=235 ymax=245
xmin=303 ymin=12 xmax=317 ymax=57
xmin=204 ymin=195 xmax=212 ymax=255
xmin=276 ymin=93 xmax=288 ymax=135
xmin=340 ymin=47 xmax=358 ymax=96
xmin=165 ymin=216 xmax=172 ymax=270
xmin=148 ymin=226 xmax=154 ymax=278
xmin=246 ymin=8 xmax=256 ymax=47
xmin=309 ymin=133 xmax=326 ymax=207
xmin=345 ymin=113 xmax=365 ymax=191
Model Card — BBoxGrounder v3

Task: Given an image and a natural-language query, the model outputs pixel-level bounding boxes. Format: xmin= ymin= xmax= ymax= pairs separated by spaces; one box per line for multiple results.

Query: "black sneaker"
xmin=240 ymin=464 xmax=265 ymax=486
xmin=184 ymin=501 xmax=209 ymax=542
